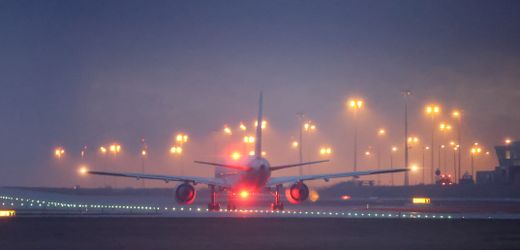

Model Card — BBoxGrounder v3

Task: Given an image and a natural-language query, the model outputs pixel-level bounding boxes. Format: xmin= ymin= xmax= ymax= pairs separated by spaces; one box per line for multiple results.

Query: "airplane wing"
xmin=266 ymin=168 xmax=408 ymax=187
xmin=193 ymin=161 xmax=251 ymax=171
xmin=87 ymin=170 xmax=231 ymax=188
xmin=270 ymin=160 xmax=329 ymax=171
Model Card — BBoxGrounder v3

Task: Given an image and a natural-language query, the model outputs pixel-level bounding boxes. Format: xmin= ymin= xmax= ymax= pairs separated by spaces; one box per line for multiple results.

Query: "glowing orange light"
xmin=452 ymin=110 xmax=461 ymax=118
xmin=170 ymin=146 xmax=182 ymax=155
xmin=78 ymin=166 xmax=88 ymax=175
xmin=254 ymin=120 xmax=267 ymax=129
xmin=231 ymin=151 xmax=241 ymax=161
xmin=407 ymin=136 xmax=419 ymax=143
xmin=309 ymin=190 xmax=319 ymax=202
xmin=340 ymin=195 xmax=351 ymax=200
xmin=505 ymin=138 xmax=512 ymax=145
xmin=425 ymin=105 xmax=441 ymax=115
xmin=378 ymin=129 xmax=386 ymax=136
xmin=239 ymin=123 xmax=247 ymax=131
xmin=223 ymin=126 xmax=232 ymax=135
xmin=319 ymin=147 xmax=332 ymax=155
xmin=176 ymin=133 xmax=189 ymax=143
xmin=109 ymin=144 xmax=121 ymax=154
xmin=54 ymin=147 xmax=65 ymax=159
xmin=243 ymin=136 xmax=255 ymax=144
xmin=292 ymin=141 xmax=299 ymax=148
xmin=348 ymin=98 xmax=364 ymax=109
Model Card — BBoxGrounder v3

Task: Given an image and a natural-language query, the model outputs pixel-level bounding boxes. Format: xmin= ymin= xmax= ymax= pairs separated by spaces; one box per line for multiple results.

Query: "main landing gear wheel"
xmin=208 ymin=185 xmax=220 ymax=211
xmin=227 ymin=203 xmax=237 ymax=210
xmin=271 ymin=184 xmax=284 ymax=211
xmin=271 ymin=202 xmax=284 ymax=211
xmin=208 ymin=203 xmax=220 ymax=211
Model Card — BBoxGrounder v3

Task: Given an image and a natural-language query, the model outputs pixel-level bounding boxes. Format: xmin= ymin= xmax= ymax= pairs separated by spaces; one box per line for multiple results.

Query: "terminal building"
xmin=476 ymin=141 xmax=520 ymax=185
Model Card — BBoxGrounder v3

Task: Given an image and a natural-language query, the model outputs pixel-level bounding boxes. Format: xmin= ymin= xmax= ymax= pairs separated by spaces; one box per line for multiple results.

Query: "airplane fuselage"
xmin=229 ymin=157 xmax=271 ymax=191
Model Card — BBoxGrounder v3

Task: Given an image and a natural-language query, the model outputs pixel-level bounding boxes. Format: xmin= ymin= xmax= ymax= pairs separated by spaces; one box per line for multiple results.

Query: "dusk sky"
xmin=1 ymin=0 xmax=520 ymax=187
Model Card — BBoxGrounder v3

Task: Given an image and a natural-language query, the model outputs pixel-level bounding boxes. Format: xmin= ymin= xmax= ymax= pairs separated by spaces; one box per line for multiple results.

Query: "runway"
xmin=2 ymin=187 xmax=520 ymax=249
xmin=2 ymin=217 xmax=520 ymax=250
xmin=1 ymin=187 xmax=520 ymax=219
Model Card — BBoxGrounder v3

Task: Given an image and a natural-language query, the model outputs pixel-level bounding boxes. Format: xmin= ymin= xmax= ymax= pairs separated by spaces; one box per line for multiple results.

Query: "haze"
xmin=1 ymin=0 xmax=519 ymax=187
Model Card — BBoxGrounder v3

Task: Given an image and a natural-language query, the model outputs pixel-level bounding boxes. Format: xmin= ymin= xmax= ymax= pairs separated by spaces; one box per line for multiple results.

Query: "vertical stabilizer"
xmin=255 ymin=92 xmax=263 ymax=159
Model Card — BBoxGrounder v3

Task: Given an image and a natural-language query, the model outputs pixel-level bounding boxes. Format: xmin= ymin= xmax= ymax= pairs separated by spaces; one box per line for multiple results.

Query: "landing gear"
xmin=271 ymin=184 xmax=284 ymax=211
xmin=208 ymin=185 xmax=220 ymax=211
xmin=227 ymin=203 xmax=237 ymax=211
xmin=226 ymin=192 xmax=237 ymax=210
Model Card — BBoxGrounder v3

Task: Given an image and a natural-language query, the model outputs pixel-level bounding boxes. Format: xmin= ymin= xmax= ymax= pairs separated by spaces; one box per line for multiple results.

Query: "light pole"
xmin=297 ymin=113 xmax=304 ymax=175
xmin=376 ymin=128 xmax=386 ymax=185
xmin=390 ymin=146 xmax=398 ymax=186
xmin=140 ymin=138 xmax=147 ymax=188
xmin=170 ymin=145 xmax=183 ymax=174
xmin=470 ymin=146 xmax=482 ymax=181
xmin=439 ymin=144 xmax=445 ymax=173
xmin=297 ymin=117 xmax=316 ymax=176
xmin=80 ymin=145 xmax=87 ymax=161
xmin=451 ymin=145 xmax=459 ymax=181
xmin=54 ymin=147 xmax=65 ymax=160
xmin=348 ymin=98 xmax=364 ymax=172
xmin=109 ymin=143 xmax=121 ymax=187
xmin=452 ymin=110 xmax=462 ymax=182
xmin=403 ymin=90 xmax=412 ymax=186
xmin=425 ymin=105 xmax=440 ymax=184
xmin=407 ymin=136 xmax=419 ymax=184
xmin=175 ymin=133 xmax=189 ymax=175
xmin=99 ymin=146 xmax=107 ymax=187
xmin=439 ymin=123 xmax=452 ymax=173
xmin=422 ymin=146 xmax=429 ymax=184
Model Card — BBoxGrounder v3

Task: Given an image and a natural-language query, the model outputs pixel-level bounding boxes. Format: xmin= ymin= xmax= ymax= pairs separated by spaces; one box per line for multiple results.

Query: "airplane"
xmin=86 ymin=93 xmax=408 ymax=211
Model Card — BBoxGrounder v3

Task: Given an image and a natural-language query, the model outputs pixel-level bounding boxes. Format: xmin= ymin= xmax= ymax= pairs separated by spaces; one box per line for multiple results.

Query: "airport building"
xmin=477 ymin=141 xmax=520 ymax=185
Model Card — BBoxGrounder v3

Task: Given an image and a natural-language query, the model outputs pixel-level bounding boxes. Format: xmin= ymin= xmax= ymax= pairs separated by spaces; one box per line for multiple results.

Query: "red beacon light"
xmin=239 ymin=190 xmax=250 ymax=199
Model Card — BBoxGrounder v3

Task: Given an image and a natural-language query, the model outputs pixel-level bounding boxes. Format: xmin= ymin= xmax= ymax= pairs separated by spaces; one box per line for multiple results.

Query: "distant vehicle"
xmin=437 ymin=174 xmax=454 ymax=186
xmin=86 ymin=93 xmax=407 ymax=211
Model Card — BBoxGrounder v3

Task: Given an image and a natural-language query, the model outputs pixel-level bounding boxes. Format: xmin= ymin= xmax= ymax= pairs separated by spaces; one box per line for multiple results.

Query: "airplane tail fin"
xmin=254 ymin=92 xmax=263 ymax=159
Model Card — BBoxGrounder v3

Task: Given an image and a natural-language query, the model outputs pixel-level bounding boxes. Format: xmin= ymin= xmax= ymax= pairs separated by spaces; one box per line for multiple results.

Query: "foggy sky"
xmin=1 ymin=0 xmax=520 ymax=187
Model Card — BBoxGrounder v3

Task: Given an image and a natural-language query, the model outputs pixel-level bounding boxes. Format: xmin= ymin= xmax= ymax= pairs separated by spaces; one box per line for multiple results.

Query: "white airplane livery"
xmin=88 ymin=93 xmax=408 ymax=211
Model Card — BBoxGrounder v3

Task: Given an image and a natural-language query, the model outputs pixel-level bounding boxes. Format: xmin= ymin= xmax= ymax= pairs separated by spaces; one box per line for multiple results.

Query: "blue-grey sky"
xmin=1 ymin=0 xmax=520 ymax=187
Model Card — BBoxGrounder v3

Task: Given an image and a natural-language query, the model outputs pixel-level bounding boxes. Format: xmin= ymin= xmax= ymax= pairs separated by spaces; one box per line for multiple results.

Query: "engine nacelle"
xmin=285 ymin=182 xmax=309 ymax=204
xmin=175 ymin=183 xmax=196 ymax=204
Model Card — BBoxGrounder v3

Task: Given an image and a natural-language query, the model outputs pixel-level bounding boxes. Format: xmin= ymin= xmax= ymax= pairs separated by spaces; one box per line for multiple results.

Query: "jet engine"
xmin=175 ymin=183 xmax=196 ymax=204
xmin=285 ymin=182 xmax=309 ymax=204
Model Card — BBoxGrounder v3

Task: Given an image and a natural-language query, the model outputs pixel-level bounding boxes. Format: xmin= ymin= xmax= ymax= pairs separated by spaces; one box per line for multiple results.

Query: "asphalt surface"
xmin=1 ymin=217 xmax=520 ymax=250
